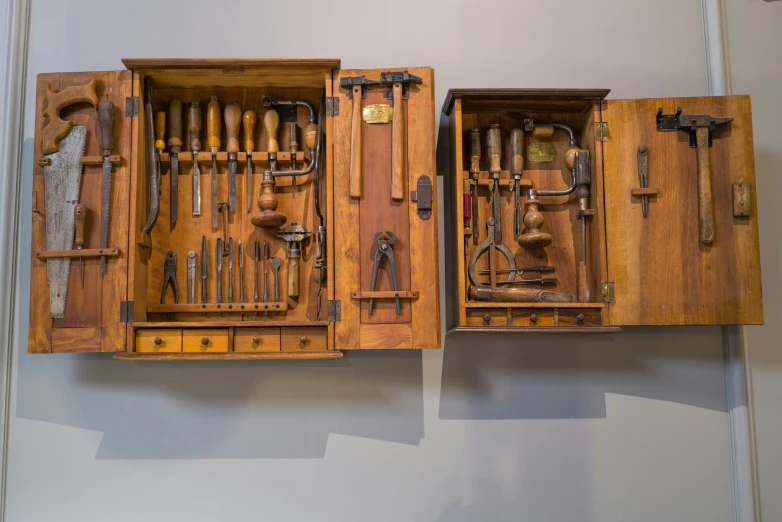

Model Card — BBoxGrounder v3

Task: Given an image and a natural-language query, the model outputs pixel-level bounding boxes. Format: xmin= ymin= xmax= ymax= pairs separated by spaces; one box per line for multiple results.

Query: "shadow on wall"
xmin=439 ymin=326 xmax=729 ymax=420
xmin=15 ymin=138 xmax=425 ymax=460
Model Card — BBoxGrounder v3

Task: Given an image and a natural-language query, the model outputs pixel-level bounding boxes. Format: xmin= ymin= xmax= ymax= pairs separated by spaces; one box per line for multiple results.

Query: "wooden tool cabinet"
xmin=28 ymin=59 xmax=440 ymax=358
xmin=440 ymin=89 xmax=763 ymax=332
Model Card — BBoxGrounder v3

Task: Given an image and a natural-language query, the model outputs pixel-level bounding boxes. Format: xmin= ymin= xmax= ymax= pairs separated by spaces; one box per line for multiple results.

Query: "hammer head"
xmin=380 ymin=71 xmax=422 ymax=100
xmin=340 ymin=75 xmax=381 ymax=99
xmin=680 ymin=114 xmax=733 ymax=129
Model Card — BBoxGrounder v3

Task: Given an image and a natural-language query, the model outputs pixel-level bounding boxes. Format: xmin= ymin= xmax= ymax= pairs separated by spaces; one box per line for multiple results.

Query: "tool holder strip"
xmin=34 ymin=247 xmax=121 ymax=259
xmin=350 ymin=291 xmax=419 ymax=299
xmin=147 ymin=302 xmax=289 ymax=313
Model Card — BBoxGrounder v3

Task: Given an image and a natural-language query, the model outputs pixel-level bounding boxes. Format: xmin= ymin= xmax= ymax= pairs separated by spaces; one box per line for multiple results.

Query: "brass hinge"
xmin=601 ymin=282 xmax=615 ymax=303
xmin=326 ymin=97 xmax=340 ymax=117
xmin=120 ymin=301 xmax=134 ymax=322
xmin=595 ymin=122 xmax=609 ymax=142
xmin=327 ymin=300 xmax=341 ymax=321
xmin=125 ymin=96 xmax=139 ymax=117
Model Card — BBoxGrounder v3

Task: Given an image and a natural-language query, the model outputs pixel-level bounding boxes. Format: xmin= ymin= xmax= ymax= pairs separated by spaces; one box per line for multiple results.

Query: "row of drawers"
xmin=136 ymin=327 xmax=328 ymax=353
xmin=466 ymin=308 xmax=602 ymax=327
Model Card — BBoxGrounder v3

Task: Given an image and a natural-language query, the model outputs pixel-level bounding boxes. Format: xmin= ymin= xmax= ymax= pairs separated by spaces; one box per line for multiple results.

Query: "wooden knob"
xmin=97 ymin=99 xmax=115 ymax=155
xmin=224 ymin=102 xmax=241 ymax=154
xmin=154 ymin=111 xmax=166 ymax=151
xmin=483 ymin=314 xmax=491 ymax=323
xmin=564 ymin=147 xmax=578 ymax=170
xmin=577 ymin=314 xmax=585 ymax=322
xmin=510 ymin=128 xmax=524 ymax=177
xmin=300 ymin=336 xmax=308 ymax=344
xmin=486 ymin=124 xmax=501 ymax=174
xmin=252 ymin=336 xmax=260 ymax=343
xmin=153 ymin=337 xmax=162 ymax=345
xmin=201 ymin=337 xmax=209 ymax=346
xmin=73 ymin=204 xmax=86 ymax=249
xmin=304 ymin=123 xmax=317 ymax=150
xmin=243 ymin=110 xmax=257 ymax=151
xmin=264 ymin=109 xmax=279 ymax=153
xmin=187 ymin=101 xmax=202 ymax=151
xmin=468 ymin=128 xmax=481 ymax=174
xmin=167 ymin=99 xmax=183 ymax=152
xmin=530 ymin=314 xmax=538 ymax=323
xmin=206 ymin=96 xmax=220 ymax=151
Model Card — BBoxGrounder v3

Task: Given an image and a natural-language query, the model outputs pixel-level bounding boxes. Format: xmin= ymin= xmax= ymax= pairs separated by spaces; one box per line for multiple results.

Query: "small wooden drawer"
xmin=511 ymin=309 xmax=555 ymax=327
xmin=183 ymin=329 xmax=229 ymax=352
xmin=466 ymin=309 xmax=509 ymax=327
xmin=559 ymin=308 xmax=603 ymax=327
xmin=234 ymin=328 xmax=281 ymax=352
xmin=136 ymin=329 xmax=182 ymax=353
xmin=281 ymin=327 xmax=327 ymax=352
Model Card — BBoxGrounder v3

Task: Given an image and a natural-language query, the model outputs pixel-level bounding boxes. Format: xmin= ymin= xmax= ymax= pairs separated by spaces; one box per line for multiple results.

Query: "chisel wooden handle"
xmin=98 ymin=99 xmax=116 ymax=156
xmin=486 ymin=124 xmax=502 ymax=174
xmin=207 ymin=96 xmax=220 ymax=152
xmin=243 ymin=110 xmax=256 ymax=152
xmin=696 ymin=126 xmax=715 ymax=244
xmin=264 ymin=109 xmax=279 ymax=153
xmin=42 ymin=77 xmax=99 ymax=155
xmin=154 ymin=111 xmax=166 ymax=152
xmin=510 ymin=128 xmax=523 ymax=177
xmin=74 ymin=204 xmax=87 ymax=249
xmin=187 ymin=101 xmax=202 ymax=151
xmin=349 ymin=88 xmax=363 ymax=198
xmin=167 ymin=99 xmax=183 ymax=153
xmin=390 ymin=81 xmax=405 ymax=201
xmin=469 ymin=128 xmax=481 ymax=175
xmin=224 ymin=102 xmax=241 ymax=154
xmin=468 ymin=285 xmax=574 ymax=303
xmin=304 ymin=123 xmax=317 ymax=150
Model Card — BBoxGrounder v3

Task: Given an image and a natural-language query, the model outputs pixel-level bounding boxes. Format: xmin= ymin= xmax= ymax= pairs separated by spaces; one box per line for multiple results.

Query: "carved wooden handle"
xmin=696 ymin=126 xmax=715 ymax=244
xmin=264 ymin=109 xmax=279 ymax=153
xmin=469 ymin=128 xmax=481 ymax=175
xmin=304 ymin=123 xmax=317 ymax=151
xmin=349 ymin=88 xmax=363 ymax=198
xmin=510 ymin=128 xmax=524 ymax=177
xmin=206 ymin=96 xmax=220 ymax=151
xmin=167 ymin=99 xmax=183 ymax=153
xmin=73 ymin=204 xmax=86 ymax=249
xmin=486 ymin=124 xmax=502 ymax=174
xmin=154 ymin=111 xmax=166 ymax=151
xmin=224 ymin=102 xmax=241 ymax=154
xmin=390 ymin=81 xmax=405 ymax=201
xmin=187 ymin=101 xmax=202 ymax=152
xmin=41 ymin=77 xmax=99 ymax=155
xmin=243 ymin=110 xmax=256 ymax=152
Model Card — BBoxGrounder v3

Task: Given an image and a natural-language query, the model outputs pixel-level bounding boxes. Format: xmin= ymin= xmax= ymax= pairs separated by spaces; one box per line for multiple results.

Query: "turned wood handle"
xmin=287 ymin=253 xmax=300 ymax=298
xmin=41 ymin=77 xmax=99 ymax=155
xmin=486 ymin=124 xmax=502 ymax=174
xmin=206 ymin=96 xmax=220 ymax=151
xmin=243 ymin=110 xmax=256 ymax=152
xmin=510 ymin=128 xmax=523 ymax=177
xmin=349 ymin=88 xmax=363 ymax=198
xmin=390 ymin=81 xmax=405 ymax=201
xmin=531 ymin=124 xmax=554 ymax=138
xmin=224 ymin=102 xmax=241 ymax=154
xmin=97 ymin=99 xmax=116 ymax=156
xmin=469 ymin=128 xmax=481 ymax=175
xmin=468 ymin=286 xmax=574 ymax=303
xmin=304 ymin=123 xmax=317 ymax=150
xmin=154 ymin=111 xmax=166 ymax=151
xmin=73 ymin=204 xmax=86 ymax=249
xmin=167 ymin=99 xmax=183 ymax=153
xmin=264 ymin=109 xmax=279 ymax=153
xmin=696 ymin=126 xmax=715 ymax=244
xmin=187 ymin=101 xmax=202 ymax=151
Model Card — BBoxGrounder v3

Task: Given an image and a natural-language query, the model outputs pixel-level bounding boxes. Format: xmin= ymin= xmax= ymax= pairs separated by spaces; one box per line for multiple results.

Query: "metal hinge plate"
xmin=601 ymin=282 xmax=615 ymax=303
xmin=120 ymin=300 xmax=134 ymax=322
xmin=410 ymin=174 xmax=433 ymax=220
xmin=595 ymin=122 xmax=609 ymax=142
xmin=125 ymin=96 xmax=139 ymax=117
xmin=326 ymin=97 xmax=339 ymax=117
xmin=327 ymin=300 xmax=341 ymax=321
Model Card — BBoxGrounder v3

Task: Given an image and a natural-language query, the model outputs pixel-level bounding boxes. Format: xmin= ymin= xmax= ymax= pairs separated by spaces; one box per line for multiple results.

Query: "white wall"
xmin=6 ymin=1 xmax=741 ymax=521
xmin=724 ymin=1 xmax=782 ymax=521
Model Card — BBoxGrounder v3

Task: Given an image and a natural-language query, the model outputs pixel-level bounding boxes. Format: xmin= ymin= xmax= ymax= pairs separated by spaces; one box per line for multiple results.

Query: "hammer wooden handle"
xmin=390 ymin=81 xmax=405 ymax=201
xmin=349 ymin=87 xmax=363 ymax=199
xmin=41 ymin=77 xmax=99 ymax=155
xmin=696 ymin=126 xmax=715 ymax=244
xmin=468 ymin=285 xmax=574 ymax=303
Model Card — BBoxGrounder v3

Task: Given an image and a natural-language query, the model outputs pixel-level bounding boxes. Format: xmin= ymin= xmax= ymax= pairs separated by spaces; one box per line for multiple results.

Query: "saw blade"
xmin=43 ymin=126 xmax=86 ymax=318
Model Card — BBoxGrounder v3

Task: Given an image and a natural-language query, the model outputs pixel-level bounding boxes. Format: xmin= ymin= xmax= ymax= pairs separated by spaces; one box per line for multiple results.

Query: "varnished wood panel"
xmin=136 ymin=329 xmax=182 ymax=353
xmin=510 ymin=309 xmax=555 ymax=327
xmin=115 ymin=350 xmax=342 ymax=360
xmin=29 ymin=71 xmax=132 ymax=353
xmin=234 ymin=327 xmax=281 ymax=352
xmin=183 ymin=328 xmax=229 ymax=352
xmin=602 ymin=96 xmax=763 ymax=325
xmin=281 ymin=326 xmax=327 ymax=352
xmin=358 ymin=323 xmax=413 ymax=348
xmin=51 ymin=327 xmax=102 ymax=353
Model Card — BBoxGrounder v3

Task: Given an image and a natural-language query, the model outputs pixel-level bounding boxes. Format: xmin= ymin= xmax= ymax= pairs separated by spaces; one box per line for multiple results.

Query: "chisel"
xmin=510 ymin=128 xmax=524 ymax=238
xmin=216 ymin=237 xmax=223 ymax=303
xmin=238 ymin=240 xmax=245 ymax=303
xmin=154 ymin=110 xmax=166 ymax=191
xmin=98 ymin=99 xmax=115 ymax=273
xmin=263 ymin=240 xmax=269 ymax=304
xmin=207 ymin=96 xmax=220 ymax=229
xmin=200 ymin=236 xmax=208 ymax=303
xmin=188 ymin=101 xmax=202 ymax=217
xmin=253 ymin=240 xmax=260 ymax=303
xmin=227 ymin=237 xmax=234 ymax=302
xmin=243 ymin=110 xmax=256 ymax=214
xmin=224 ymin=102 xmax=240 ymax=214
xmin=167 ymin=99 xmax=183 ymax=226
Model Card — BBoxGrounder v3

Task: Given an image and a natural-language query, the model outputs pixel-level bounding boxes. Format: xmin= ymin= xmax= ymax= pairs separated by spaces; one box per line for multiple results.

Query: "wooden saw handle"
xmin=41 ymin=77 xmax=100 ymax=155
xmin=224 ymin=102 xmax=241 ymax=154
xmin=97 ymin=99 xmax=116 ymax=156
xmin=349 ymin=87 xmax=363 ymax=198
xmin=696 ymin=126 xmax=715 ymax=244
xmin=390 ymin=81 xmax=405 ymax=201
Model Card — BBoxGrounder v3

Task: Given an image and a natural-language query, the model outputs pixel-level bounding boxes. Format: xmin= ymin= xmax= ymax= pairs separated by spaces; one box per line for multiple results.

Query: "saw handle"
xmin=42 ymin=77 xmax=100 ymax=155
xmin=74 ymin=204 xmax=87 ymax=249
xmin=187 ymin=101 xmax=202 ymax=152
xmin=167 ymin=99 xmax=183 ymax=153
xmin=696 ymin=126 xmax=715 ymax=244
xmin=264 ymin=109 xmax=279 ymax=153
xmin=243 ymin=110 xmax=256 ymax=152
xmin=349 ymin=87 xmax=363 ymax=198
xmin=390 ymin=81 xmax=405 ymax=201
xmin=224 ymin=102 xmax=241 ymax=154
xmin=206 ymin=96 xmax=220 ymax=152
xmin=154 ymin=111 xmax=166 ymax=152
xmin=97 ymin=99 xmax=116 ymax=156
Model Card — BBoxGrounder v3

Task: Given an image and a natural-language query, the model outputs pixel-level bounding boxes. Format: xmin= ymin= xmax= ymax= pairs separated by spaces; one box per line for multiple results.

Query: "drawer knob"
xmin=300 ymin=336 xmax=308 ymax=344
xmin=201 ymin=337 xmax=209 ymax=346
xmin=153 ymin=337 xmax=162 ymax=345
xmin=530 ymin=314 xmax=538 ymax=324
xmin=253 ymin=336 xmax=261 ymax=343
xmin=483 ymin=314 xmax=491 ymax=323
xmin=577 ymin=313 xmax=585 ymax=323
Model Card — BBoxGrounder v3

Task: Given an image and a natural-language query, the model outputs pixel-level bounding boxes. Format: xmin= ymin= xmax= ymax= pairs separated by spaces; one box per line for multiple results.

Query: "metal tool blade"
xmin=211 ymin=155 xmax=218 ymax=229
xmin=228 ymin=157 xmax=237 ymax=214
xmin=238 ymin=240 xmax=244 ymax=303
xmin=44 ymin=126 xmax=86 ymax=318
xmin=263 ymin=240 xmax=268 ymax=303
xmin=246 ymin=155 xmax=253 ymax=213
xmin=200 ymin=236 xmax=207 ymax=303
xmin=99 ymin=154 xmax=112 ymax=273
xmin=216 ymin=237 xmax=223 ymax=303
xmin=227 ymin=237 xmax=234 ymax=302
xmin=271 ymin=257 xmax=281 ymax=302
xmin=193 ymin=157 xmax=201 ymax=216
xmin=187 ymin=250 xmax=195 ymax=303
xmin=171 ymin=154 xmax=179 ymax=225
xmin=253 ymin=240 xmax=260 ymax=303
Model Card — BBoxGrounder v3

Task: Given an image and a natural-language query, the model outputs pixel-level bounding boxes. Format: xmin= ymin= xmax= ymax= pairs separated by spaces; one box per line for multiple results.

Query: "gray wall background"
xmin=5 ymin=0 xmax=762 ymax=521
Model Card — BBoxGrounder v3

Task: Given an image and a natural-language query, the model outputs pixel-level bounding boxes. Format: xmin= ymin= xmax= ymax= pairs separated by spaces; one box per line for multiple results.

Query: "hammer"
xmin=679 ymin=112 xmax=733 ymax=244
xmin=381 ymin=71 xmax=422 ymax=201
xmin=340 ymin=75 xmax=380 ymax=199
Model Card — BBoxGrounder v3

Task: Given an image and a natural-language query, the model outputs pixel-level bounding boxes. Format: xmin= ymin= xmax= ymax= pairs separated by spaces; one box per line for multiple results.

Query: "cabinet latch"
xmin=125 ymin=96 xmax=139 ymax=117
xmin=410 ymin=174 xmax=433 ymax=220
xmin=326 ymin=97 xmax=339 ymax=117
xmin=327 ymin=300 xmax=341 ymax=322
xmin=601 ymin=282 xmax=615 ymax=303
xmin=120 ymin=300 xmax=134 ymax=322
xmin=595 ymin=122 xmax=609 ymax=142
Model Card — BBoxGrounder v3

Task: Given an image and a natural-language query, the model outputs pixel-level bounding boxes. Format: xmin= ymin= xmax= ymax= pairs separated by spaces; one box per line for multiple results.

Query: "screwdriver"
xmin=74 ymin=204 xmax=87 ymax=287
xmin=207 ymin=96 xmax=220 ymax=229
xmin=243 ymin=110 xmax=257 ymax=214
xmin=224 ymin=102 xmax=241 ymax=214
xmin=188 ymin=101 xmax=202 ymax=217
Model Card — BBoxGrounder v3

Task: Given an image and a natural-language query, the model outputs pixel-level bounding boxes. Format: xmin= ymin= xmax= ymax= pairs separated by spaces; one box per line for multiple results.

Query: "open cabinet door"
xmin=332 ymin=67 xmax=440 ymax=349
xmin=602 ymin=96 xmax=763 ymax=325
xmin=29 ymin=71 xmax=133 ymax=352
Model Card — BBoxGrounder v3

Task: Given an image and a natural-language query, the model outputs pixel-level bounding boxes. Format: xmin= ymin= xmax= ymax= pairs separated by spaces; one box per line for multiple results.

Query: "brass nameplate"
xmin=363 ymin=104 xmax=393 ymax=124
xmin=528 ymin=142 xmax=557 ymax=163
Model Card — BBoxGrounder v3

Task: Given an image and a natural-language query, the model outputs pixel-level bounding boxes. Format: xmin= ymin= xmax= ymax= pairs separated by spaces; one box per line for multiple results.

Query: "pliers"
xmin=160 ymin=250 xmax=179 ymax=304
xmin=369 ymin=230 xmax=400 ymax=316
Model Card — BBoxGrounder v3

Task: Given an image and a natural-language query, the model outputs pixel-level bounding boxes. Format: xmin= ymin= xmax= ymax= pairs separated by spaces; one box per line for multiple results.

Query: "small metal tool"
xmin=168 ymin=99 xmax=183 ymax=226
xmin=277 ymin=223 xmax=312 ymax=298
xmin=468 ymin=218 xmax=516 ymax=289
xmin=243 ymin=110 xmax=257 ymax=214
xmin=216 ymin=237 xmax=223 ymax=303
xmin=73 ymin=204 xmax=87 ymax=288
xmin=478 ymin=266 xmax=555 ymax=275
xmin=219 ymin=201 xmax=229 ymax=254
xmin=238 ymin=240 xmax=245 ymax=303
xmin=369 ymin=230 xmax=400 ymax=316
xmin=480 ymin=277 xmax=558 ymax=285
xmin=187 ymin=251 xmax=196 ymax=303
xmin=200 ymin=236 xmax=208 ymax=303
xmin=227 ymin=237 xmax=234 ymax=302
xmin=160 ymin=250 xmax=179 ymax=304
xmin=263 ymin=240 xmax=269 ymax=304
xmin=188 ymin=101 xmax=202 ymax=217
xmin=271 ymin=256 xmax=281 ymax=302
xmin=207 ymin=96 xmax=220 ymax=229
xmin=253 ymin=240 xmax=260 ymax=303
xmin=142 ymin=79 xmax=160 ymax=236
xmin=638 ymin=144 xmax=649 ymax=218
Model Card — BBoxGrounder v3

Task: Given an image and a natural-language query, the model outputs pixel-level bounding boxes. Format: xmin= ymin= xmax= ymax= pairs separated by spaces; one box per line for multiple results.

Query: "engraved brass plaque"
xmin=363 ymin=104 xmax=393 ymax=124
xmin=528 ymin=142 xmax=557 ymax=163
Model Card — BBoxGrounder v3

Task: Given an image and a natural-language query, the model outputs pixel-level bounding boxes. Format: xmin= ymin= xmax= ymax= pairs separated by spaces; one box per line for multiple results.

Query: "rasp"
xmin=98 ymin=99 xmax=116 ymax=273
xmin=227 ymin=237 xmax=234 ymax=302
xmin=216 ymin=237 xmax=223 ymax=303
xmin=44 ymin=126 xmax=87 ymax=318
